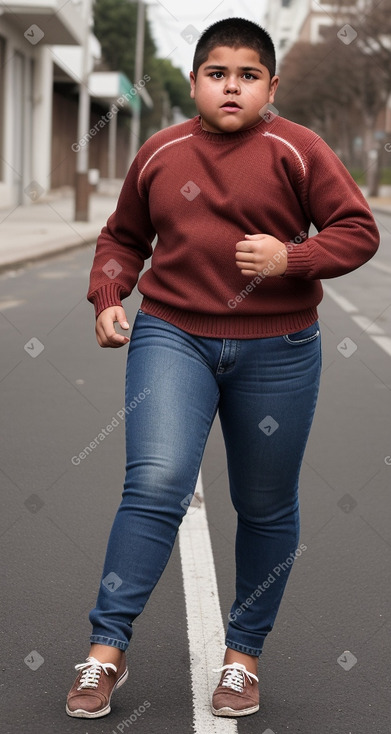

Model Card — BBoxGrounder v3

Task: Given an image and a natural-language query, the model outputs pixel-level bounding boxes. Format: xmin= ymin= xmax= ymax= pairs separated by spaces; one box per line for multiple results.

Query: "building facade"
xmin=0 ymin=0 xmax=149 ymax=209
xmin=264 ymin=0 xmax=368 ymax=66
xmin=0 ymin=0 xmax=87 ymax=207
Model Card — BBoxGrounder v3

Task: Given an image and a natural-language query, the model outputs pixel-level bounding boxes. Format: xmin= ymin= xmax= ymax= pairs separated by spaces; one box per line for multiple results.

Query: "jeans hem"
xmin=225 ymin=638 xmax=263 ymax=657
xmin=90 ymin=635 xmax=128 ymax=651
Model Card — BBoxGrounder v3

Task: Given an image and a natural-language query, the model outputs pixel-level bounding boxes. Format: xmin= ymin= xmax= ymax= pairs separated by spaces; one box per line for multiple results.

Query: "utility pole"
xmin=129 ymin=0 xmax=145 ymax=165
xmin=75 ymin=0 xmax=92 ymax=221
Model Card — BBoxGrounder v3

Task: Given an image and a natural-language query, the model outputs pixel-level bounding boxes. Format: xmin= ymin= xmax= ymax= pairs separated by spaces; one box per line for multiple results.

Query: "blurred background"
xmin=1 ymin=6 xmax=391 ymax=733
xmin=1 ymin=0 xmax=390 ymax=220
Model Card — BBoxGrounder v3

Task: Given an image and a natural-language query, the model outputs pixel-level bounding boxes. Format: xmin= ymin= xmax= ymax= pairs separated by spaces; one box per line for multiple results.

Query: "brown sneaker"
xmin=211 ymin=662 xmax=259 ymax=717
xmin=66 ymin=655 xmax=128 ymax=718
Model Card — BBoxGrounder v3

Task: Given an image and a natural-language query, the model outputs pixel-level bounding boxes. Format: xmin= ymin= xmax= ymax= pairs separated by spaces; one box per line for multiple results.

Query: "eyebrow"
xmin=203 ymin=65 xmax=263 ymax=74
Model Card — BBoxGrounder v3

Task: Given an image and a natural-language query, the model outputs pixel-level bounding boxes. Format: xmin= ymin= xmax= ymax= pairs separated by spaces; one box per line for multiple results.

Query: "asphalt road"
xmin=1 ymin=212 xmax=390 ymax=734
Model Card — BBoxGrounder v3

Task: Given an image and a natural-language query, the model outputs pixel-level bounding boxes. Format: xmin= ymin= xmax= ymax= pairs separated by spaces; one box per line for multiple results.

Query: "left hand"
xmin=235 ymin=234 xmax=288 ymax=277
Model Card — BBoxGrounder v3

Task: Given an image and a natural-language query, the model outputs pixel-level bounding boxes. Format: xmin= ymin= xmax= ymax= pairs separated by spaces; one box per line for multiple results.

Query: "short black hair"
xmin=192 ymin=17 xmax=276 ymax=79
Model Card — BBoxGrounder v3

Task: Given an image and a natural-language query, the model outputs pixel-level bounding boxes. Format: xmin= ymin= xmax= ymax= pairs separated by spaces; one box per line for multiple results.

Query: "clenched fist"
xmin=236 ymin=234 xmax=287 ymax=277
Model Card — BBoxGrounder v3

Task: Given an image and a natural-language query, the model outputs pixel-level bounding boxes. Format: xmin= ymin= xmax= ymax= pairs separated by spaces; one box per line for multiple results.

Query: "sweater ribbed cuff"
xmin=285 ymin=243 xmax=312 ymax=278
xmin=88 ymin=283 xmax=124 ymax=318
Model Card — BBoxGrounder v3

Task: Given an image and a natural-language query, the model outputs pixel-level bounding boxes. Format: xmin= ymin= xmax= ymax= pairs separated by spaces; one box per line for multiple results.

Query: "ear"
xmin=189 ymin=71 xmax=196 ymax=99
xmin=269 ymin=75 xmax=279 ymax=103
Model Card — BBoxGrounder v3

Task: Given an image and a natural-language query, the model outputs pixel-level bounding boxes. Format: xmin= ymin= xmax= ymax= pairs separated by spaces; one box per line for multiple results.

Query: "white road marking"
xmin=322 ymin=284 xmax=358 ymax=313
xmin=322 ymin=283 xmax=391 ymax=358
xmin=178 ymin=473 xmax=238 ymax=734
xmin=351 ymin=315 xmax=385 ymax=335
xmin=0 ymin=299 xmax=25 ymax=310
xmin=370 ymin=336 xmax=391 ymax=357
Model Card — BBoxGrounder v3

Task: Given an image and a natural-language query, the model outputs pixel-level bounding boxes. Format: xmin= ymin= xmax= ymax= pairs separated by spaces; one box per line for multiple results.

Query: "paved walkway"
xmin=0 ymin=182 xmax=390 ymax=271
xmin=0 ymin=182 xmax=121 ymax=271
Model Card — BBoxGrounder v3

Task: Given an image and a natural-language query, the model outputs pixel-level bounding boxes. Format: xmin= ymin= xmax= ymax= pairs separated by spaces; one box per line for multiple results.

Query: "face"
xmin=190 ymin=46 xmax=279 ymax=134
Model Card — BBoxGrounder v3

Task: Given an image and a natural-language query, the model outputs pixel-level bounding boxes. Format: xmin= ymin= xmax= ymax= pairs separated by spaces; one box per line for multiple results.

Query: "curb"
xmin=0 ymin=235 xmax=97 ymax=274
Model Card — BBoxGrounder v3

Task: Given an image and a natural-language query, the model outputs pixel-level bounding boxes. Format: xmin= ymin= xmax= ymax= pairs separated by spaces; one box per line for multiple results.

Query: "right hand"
xmin=95 ymin=306 xmax=130 ymax=348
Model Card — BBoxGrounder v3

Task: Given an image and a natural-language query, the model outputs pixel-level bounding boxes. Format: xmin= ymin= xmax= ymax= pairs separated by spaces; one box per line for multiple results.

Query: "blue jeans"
xmin=90 ymin=310 xmax=321 ymax=656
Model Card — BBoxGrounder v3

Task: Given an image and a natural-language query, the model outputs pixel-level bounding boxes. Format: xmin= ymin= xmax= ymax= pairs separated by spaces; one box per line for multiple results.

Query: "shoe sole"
xmin=65 ymin=667 xmax=129 ymax=718
xmin=212 ymin=703 xmax=259 ymax=717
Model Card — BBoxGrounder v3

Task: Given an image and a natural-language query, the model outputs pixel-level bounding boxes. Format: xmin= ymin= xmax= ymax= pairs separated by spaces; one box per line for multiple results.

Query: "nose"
xmin=224 ymin=75 xmax=240 ymax=94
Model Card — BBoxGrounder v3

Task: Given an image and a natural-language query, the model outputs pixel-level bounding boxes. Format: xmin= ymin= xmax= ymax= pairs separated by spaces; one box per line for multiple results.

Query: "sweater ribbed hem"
xmin=140 ymin=298 xmax=319 ymax=339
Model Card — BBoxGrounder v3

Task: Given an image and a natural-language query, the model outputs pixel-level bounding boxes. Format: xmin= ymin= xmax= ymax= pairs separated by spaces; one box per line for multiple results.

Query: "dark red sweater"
xmin=87 ymin=115 xmax=379 ymax=338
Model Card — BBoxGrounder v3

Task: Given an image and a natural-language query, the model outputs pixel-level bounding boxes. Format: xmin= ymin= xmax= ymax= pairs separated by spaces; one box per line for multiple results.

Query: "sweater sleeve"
xmin=87 ymin=155 xmax=155 ymax=318
xmin=284 ymin=136 xmax=380 ymax=279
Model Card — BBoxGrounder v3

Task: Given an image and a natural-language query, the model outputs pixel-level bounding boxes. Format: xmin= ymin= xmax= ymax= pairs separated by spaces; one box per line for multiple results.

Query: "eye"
xmin=242 ymin=73 xmax=257 ymax=80
xmin=209 ymin=71 xmax=224 ymax=79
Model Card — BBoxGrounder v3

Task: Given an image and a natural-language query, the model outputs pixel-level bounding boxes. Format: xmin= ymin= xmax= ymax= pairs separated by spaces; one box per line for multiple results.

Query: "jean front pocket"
xmin=283 ymin=322 xmax=320 ymax=346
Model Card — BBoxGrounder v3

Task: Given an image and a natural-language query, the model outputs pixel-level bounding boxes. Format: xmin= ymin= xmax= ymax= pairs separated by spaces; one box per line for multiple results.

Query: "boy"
xmin=66 ymin=18 xmax=379 ymax=719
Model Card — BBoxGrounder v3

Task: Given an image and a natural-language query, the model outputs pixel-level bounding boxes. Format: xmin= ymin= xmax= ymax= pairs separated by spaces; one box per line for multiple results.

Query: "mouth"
xmin=220 ymin=101 xmax=242 ymax=111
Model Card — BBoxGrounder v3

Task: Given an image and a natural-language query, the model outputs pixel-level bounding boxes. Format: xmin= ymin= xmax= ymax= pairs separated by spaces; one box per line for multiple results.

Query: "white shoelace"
xmin=74 ymin=656 xmax=117 ymax=690
xmin=213 ymin=663 xmax=259 ymax=693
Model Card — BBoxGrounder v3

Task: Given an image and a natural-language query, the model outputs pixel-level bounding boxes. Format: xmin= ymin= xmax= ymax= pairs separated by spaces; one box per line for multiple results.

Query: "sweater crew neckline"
xmin=191 ymin=115 xmax=275 ymax=143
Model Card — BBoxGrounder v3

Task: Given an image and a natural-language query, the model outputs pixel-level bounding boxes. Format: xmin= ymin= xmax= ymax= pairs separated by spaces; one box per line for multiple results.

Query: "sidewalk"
xmin=0 ymin=182 xmax=122 ymax=272
xmin=367 ymin=195 xmax=391 ymax=214
xmin=360 ymin=184 xmax=391 ymax=216
xmin=0 ymin=182 xmax=390 ymax=272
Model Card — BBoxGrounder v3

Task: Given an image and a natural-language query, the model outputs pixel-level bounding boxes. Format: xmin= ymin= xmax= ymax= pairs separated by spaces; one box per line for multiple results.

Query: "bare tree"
xmin=353 ymin=0 xmax=391 ymax=193
xmin=276 ymin=0 xmax=391 ymax=194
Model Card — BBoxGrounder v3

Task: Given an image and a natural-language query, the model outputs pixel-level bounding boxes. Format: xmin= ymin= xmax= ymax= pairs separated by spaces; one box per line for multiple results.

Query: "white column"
xmin=108 ymin=112 xmax=117 ymax=180
xmin=31 ymin=45 xmax=53 ymax=197
xmin=22 ymin=55 xmax=33 ymax=196
xmin=1 ymin=34 xmax=17 ymax=206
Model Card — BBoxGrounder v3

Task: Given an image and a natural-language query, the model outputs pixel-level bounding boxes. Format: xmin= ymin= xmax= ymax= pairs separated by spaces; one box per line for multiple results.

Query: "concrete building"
xmin=0 ymin=1 xmax=152 ymax=209
xmin=264 ymin=0 xmax=310 ymax=66
xmin=50 ymin=49 xmax=151 ymax=189
xmin=0 ymin=0 xmax=88 ymax=207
